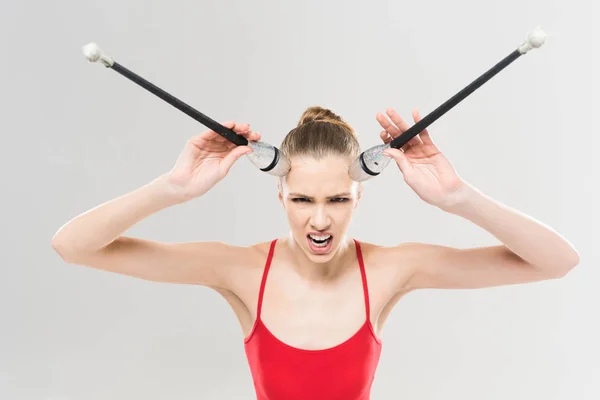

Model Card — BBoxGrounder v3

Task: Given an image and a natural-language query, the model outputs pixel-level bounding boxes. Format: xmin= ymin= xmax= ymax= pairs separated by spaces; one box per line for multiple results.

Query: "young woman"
xmin=52 ymin=106 xmax=579 ymax=400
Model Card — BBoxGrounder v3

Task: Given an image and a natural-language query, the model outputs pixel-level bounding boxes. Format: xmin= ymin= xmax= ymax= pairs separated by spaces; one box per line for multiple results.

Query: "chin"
xmin=305 ymin=251 xmax=337 ymax=264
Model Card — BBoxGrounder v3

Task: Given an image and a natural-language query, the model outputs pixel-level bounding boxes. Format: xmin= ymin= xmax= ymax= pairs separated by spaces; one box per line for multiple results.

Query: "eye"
xmin=331 ymin=197 xmax=350 ymax=203
xmin=291 ymin=197 xmax=310 ymax=203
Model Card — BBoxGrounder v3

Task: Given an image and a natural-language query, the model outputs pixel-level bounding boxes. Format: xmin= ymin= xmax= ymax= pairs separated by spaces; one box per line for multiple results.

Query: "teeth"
xmin=309 ymin=234 xmax=331 ymax=241
xmin=308 ymin=234 xmax=332 ymax=248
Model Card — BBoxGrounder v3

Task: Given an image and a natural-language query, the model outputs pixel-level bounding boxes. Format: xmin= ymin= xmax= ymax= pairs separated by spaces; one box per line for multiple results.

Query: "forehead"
xmin=282 ymin=155 xmax=357 ymax=195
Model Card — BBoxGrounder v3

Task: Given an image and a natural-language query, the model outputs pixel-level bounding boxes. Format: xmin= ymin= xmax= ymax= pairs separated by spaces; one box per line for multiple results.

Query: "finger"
xmin=407 ymin=135 xmax=423 ymax=148
xmin=389 ymin=133 xmax=414 ymax=153
xmin=194 ymin=120 xmax=236 ymax=142
xmin=387 ymin=108 xmax=424 ymax=147
xmin=238 ymin=129 xmax=261 ymax=142
xmin=217 ymin=121 xmax=249 ymax=143
xmin=195 ymin=129 xmax=219 ymax=141
xmin=196 ymin=121 xmax=260 ymax=144
xmin=383 ymin=148 xmax=412 ymax=175
xmin=412 ymin=109 xmax=434 ymax=145
xmin=385 ymin=108 xmax=412 ymax=134
xmin=225 ymin=122 xmax=262 ymax=142
xmin=384 ymin=109 xmax=423 ymax=150
xmin=231 ymin=122 xmax=251 ymax=134
xmin=219 ymin=145 xmax=253 ymax=175
xmin=379 ymin=130 xmax=392 ymax=144
xmin=376 ymin=112 xmax=402 ymax=138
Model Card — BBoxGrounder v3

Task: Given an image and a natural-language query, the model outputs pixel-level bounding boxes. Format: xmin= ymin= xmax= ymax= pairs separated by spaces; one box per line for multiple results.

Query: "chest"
xmin=258 ymin=267 xmax=371 ymax=350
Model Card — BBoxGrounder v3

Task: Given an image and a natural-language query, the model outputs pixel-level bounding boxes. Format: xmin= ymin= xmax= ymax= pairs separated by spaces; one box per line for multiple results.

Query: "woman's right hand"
xmin=165 ymin=121 xmax=259 ymax=200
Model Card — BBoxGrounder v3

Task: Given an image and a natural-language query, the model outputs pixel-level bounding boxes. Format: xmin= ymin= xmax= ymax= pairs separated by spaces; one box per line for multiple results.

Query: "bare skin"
xmin=52 ymin=111 xmax=579 ymax=351
xmin=217 ymin=237 xmax=408 ymax=350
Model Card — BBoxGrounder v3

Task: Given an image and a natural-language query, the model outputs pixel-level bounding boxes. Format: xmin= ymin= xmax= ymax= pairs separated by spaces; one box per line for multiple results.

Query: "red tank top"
xmin=244 ymin=239 xmax=382 ymax=400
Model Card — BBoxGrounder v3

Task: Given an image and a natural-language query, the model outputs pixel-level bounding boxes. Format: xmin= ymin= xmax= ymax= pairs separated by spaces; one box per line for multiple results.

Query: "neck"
xmin=284 ymin=232 xmax=355 ymax=282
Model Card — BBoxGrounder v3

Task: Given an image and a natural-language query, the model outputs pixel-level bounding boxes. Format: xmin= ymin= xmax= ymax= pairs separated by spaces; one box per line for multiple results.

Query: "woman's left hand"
xmin=378 ymin=108 xmax=466 ymax=210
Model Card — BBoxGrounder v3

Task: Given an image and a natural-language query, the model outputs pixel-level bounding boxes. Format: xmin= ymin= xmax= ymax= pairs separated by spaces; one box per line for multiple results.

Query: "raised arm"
xmin=402 ymin=184 xmax=578 ymax=291
xmin=375 ymin=108 xmax=578 ymax=291
xmin=52 ymin=122 xmax=259 ymax=289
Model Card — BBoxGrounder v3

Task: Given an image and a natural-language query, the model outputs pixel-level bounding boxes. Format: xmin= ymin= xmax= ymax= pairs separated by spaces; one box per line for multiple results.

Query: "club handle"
xmin=110 ymin=62 xmax=248 ymax=146
xmin=389 ymin=49 xmax=522 ymax=149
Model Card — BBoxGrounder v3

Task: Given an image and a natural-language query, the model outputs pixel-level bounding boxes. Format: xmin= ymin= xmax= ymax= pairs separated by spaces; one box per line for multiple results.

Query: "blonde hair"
xmin=280 ymin=106 xmax=361 ymax=161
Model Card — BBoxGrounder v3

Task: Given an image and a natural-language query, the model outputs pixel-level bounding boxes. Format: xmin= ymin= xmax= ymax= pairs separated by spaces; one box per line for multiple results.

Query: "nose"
xmin=309 ymin=204 xmax=331 ymax=231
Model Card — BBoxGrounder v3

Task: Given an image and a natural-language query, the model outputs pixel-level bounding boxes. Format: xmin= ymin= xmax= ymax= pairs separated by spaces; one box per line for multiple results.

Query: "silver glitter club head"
xmin=348 ymin=143 xmax=393 ymax=182
xmin=246 ymin=140 xmax=291 ymax=177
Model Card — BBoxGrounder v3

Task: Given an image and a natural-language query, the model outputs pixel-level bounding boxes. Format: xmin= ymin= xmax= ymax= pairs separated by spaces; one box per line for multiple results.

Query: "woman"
xmin=52 ymin=106 xmax=579 ymax=399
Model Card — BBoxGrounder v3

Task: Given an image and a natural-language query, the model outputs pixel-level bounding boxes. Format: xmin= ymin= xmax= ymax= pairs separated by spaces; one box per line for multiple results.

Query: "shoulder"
xmin=354 ymin=239 xmax=438 ymax=292
xmin=188 ymin=238 xmax=274 ymax=262
xmin=220 ymin=238 xmax=278 ymax=280
xmin=173 ymin=239 xmax=274 ymax=289
xmin=354 ymin=239 xmax=428 ymax=267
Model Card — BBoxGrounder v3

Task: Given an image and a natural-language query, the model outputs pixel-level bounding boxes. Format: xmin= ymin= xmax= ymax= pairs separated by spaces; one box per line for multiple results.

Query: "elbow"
xmin=51 ymin=234 xmax=81 ymax=264
xmin=548 ymin=251 xmax=580 ymax=279
xmin=562 ymin=248 xmax=581 ymax=275
xmin=51 ymin=236 xmax=71 ymax=262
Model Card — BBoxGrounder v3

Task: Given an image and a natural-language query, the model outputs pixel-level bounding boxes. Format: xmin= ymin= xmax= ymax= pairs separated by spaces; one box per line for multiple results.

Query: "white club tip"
xmin=82 ymin=43 xmax=101 ymax=61
xmin=528 ymin=26 xmax=547 ymax=48
xmin=518 ymin=26 xmax=547 ymax=53
xmin=81 ymin=42 xmax=114 ymax=67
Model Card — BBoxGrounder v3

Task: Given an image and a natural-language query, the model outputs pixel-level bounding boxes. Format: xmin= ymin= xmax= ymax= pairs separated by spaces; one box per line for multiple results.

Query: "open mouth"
xmin=307 ymin=234 xmax=333 ymax=248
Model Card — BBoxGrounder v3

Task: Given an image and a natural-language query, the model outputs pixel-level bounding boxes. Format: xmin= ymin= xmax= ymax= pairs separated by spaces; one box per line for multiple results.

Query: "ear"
xmin=277 ymin=179 xmax=284 ymax=206
xmin=353 ymin=182 xmax=362 ymax=209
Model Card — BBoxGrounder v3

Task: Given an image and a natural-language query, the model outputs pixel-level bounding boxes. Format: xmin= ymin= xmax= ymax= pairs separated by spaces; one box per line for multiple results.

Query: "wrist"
xmin=438 ymin=181 xmax=481 ymax=214
xmin=148 ymin=174 xmax=194 ymax=206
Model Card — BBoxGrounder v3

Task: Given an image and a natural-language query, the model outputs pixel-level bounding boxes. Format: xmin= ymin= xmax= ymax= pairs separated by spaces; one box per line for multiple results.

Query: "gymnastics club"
xmin=348 ymin=26 xmax=548 ymax=182
xmin=81 ymin=43 xmax=291 ymax=177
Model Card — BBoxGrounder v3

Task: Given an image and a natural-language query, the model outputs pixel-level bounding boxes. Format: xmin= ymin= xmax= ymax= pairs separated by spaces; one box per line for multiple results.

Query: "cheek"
xmin=337 ymin=205 xmax=355 ymax=224
xmin=285 ymin=205 xmax=308 ymax=225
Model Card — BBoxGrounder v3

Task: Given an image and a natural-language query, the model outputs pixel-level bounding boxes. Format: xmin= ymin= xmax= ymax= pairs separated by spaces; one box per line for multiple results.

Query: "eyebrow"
xmin=288 ymin=192 xmax=352 ymax=198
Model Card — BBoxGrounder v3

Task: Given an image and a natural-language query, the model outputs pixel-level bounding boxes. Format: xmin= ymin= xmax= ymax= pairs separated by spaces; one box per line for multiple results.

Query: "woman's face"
xmin=278 ymin=155 xmax=361 ymax=263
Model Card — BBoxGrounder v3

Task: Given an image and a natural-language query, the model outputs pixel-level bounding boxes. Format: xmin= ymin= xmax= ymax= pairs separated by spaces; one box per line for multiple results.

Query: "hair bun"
xmin=281 ymin=106 xmax=360 ymax=160
xmin=297 ymin=106 xmax=340 ymax=126
xmin=297 ymin=106 xmax=355 ymax=137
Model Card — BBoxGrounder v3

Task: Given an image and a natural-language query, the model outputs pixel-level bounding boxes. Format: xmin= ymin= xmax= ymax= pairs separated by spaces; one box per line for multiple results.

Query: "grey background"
xmin=1 ymin=0 xmax=598 ymax=399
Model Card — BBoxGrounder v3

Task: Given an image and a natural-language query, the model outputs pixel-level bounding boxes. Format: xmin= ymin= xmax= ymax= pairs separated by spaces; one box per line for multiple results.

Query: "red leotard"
xmin=244 ymin=239 xmax=382 ymax=400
